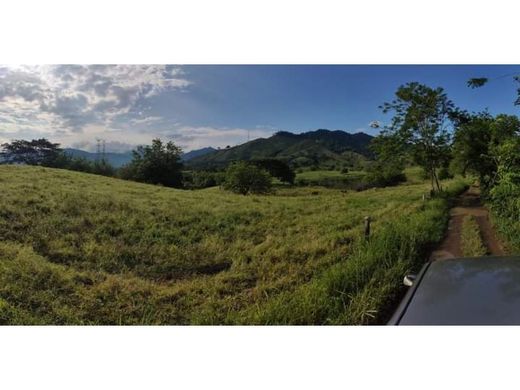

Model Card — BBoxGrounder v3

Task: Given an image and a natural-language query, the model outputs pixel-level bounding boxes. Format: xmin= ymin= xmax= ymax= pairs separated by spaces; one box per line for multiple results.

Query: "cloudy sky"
xmin=0 ymin=65 xmax=519 ymax=152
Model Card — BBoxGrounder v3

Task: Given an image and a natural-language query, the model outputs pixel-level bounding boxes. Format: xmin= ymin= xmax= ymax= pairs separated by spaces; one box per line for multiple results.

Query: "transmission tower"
xmin=95 ymin=138 xmax=106 ymax=163
xmin=96 ymin=138 xmax=101 ymax=161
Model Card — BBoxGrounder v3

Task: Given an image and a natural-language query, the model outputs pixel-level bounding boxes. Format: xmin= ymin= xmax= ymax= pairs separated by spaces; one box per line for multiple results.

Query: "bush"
xmin=183 ymin=170 xmax=226 ymax=189
xmin=222 ymin=162 xmax=272 ymax=195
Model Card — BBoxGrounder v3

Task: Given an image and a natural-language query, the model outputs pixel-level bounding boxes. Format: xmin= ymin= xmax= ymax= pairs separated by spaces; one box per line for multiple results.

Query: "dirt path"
xmin=430 ymin=185 xmax=505 ymax=261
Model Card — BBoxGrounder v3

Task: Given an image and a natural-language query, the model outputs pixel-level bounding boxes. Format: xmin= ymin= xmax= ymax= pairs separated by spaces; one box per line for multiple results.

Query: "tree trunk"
xmin=433 ymin=168 xmax=441 ymax=193
xmin=430 ymin=168 xmax=435 ymax=193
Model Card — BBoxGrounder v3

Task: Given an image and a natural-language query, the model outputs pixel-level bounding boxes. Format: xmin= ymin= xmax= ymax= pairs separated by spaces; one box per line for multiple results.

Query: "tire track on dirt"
xmin=430 ymin=185 xmax=504 ymax=260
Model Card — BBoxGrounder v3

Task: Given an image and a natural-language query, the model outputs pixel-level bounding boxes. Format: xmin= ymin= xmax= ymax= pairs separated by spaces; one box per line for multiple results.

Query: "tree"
xmin=123 ymin=139 xmax=184 ymax=187
xmin=0 ymin=138 xmax=62 ymax=166
xmin=450 ymin=112 xmax=494 ymax=179
xmin=379 ymin=82 xmax=455 ymax=192
xmin=451 ymin=113 xmax=520 ymax=189
xmin=468 ymin=73 xmax=520 ymax=106
xmin=251 ymin=159 xmax=295 ymax=184
xmin=366 ymin=133 xmax=407 ymax=187
xmin=222 ymin=161 xmax=272 ymax=195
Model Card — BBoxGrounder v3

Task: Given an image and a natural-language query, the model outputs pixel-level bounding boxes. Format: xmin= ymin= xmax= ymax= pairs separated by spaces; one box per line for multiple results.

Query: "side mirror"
xmin=403 ymin=274 xmax=416 ymax=287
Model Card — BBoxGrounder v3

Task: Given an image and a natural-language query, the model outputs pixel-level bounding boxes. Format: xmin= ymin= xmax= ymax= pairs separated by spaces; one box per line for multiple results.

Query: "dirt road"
xmin=430 ymin=185 xmax=505 ymax=261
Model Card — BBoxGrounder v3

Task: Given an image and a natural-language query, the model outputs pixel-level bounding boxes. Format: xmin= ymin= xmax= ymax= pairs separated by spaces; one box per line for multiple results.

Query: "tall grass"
xmin=0 ymin=165 xmax=467 ymax=324
xmin=488 ymin=179 xmax=520 ymax=253
xmin=235 ymin=180 xmax=468 ymax=325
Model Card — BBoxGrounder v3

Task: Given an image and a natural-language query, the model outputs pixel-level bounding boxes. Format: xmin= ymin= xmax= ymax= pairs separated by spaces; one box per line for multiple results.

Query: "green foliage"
xmin=460 ymin=215 xmax=487 ymax=257
xmin=183 ymin=170 xmax=226 ymax=189
xmin=1 ymin=138 xmax=62 ymax=166
xmin=451 ymin=113 xmax=520 ymax=192
xmin=379 ymin=82 xmax=456 ymax=192
xmin=467 ymin=78 xmax=489 ymax=88
xmin=122 ymin=139 xmax=183 ymax=187
xmin=367 ymin=133 xmax=407 ymax=187
xmin=516 ymin=76 xmax=520 ymax=106
xmin=364 ymin=162 xmax=406 ymax=188
xmin=487 ymin=137 xmax=520 ymax=252
xmin=437 ymin=166 xmax=453 ymax=180
xmin=0 ymin=138 xmax=117 ymax=177
xmin=222 ymin=162 xmax=272 ymax=194
xmin=468 ymin=74 xmax=520 ymax=106
xmin=251 ymin=159 xmax=295 ymax=184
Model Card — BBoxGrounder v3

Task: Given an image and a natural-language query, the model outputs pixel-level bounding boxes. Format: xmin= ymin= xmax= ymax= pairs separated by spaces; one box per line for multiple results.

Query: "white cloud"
xmin=0 ymin=65 xmax=279 ymax=153
xmin=129 ymin=116 xmax=164 ymax=125
xmin=0 ymin=65 xmax=190 ymax=136
xmin=161 ymin=126 xmax=275 ymax=150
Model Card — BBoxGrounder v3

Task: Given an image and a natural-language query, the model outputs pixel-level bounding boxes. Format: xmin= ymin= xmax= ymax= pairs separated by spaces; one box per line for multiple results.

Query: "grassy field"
xmin=0 ymin=165 xmax=467 ymax=324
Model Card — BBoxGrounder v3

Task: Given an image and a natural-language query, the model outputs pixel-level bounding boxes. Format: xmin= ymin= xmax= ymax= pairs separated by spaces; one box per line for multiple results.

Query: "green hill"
xmin=187 ymin=129 xmax=373 ymax=169
xmin=0 ymin=165 xmax=466 ymax=324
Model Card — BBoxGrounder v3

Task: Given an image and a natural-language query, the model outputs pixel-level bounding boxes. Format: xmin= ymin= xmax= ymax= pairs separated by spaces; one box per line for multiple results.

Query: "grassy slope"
xmin=0 ymin=165 xmax=466 ymax=324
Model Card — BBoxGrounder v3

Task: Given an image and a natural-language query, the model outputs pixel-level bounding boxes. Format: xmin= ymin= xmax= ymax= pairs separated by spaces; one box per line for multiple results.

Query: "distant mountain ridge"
xmin=181 ymin=147 xmax=217 ymax=161
xmin=64 ymin=146 xmax=218 ymax=167
xmin=187 ymin=129 xmax=374 ymax=169
xmin=64 ymin=148 xmax=133 ymax=168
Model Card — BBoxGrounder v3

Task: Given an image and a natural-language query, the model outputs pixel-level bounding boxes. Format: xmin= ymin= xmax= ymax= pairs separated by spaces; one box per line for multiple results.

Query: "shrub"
xmin=183 ymin=170 xmax=226 ymax=189
xmin=222 ymin=162 xmax=272 ymax=195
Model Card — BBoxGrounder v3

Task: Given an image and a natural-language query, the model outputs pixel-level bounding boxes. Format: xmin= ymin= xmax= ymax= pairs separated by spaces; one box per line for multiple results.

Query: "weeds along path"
xmin=430 ymin=185 xmax=504 ymax=260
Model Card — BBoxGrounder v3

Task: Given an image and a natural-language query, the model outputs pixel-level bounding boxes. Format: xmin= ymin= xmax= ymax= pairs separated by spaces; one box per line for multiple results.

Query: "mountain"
xmin=187 ymin=129 xmax=374 ymax=169
xmin=64 ymin=148 xmax=133 ymax=168
xmin=64 ymin=146 xmax=218 ymax=167
xmin=181 ymin=147 xmax=217 ymax=161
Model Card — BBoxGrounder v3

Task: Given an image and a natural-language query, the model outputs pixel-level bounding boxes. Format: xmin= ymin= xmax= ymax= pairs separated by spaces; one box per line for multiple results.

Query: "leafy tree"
xmin=222 ymin=161 xmax=272 ymax=195
xmin=379 ymin=82 xmax=455 ymax=192
xmin=451 ymin=113 xmax=520 ymax=189
xmin=0 ymin=138 xmax=62 ymax=166
xmin=123 ymin=139 xmax=184 ymax=187
xmin=366 ymin=132 xmax=407 ymax=187
xmin=468 ymin=73 xmax=520 ymax=106
xmin=251 ymin=159 xmax=295 ymax=184
xmin=450 ymin=112 xmax=494 ymax=179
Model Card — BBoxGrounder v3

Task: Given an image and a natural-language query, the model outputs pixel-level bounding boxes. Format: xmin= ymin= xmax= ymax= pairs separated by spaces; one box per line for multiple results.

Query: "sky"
xmin=0 ymin=65 xmax=519 ymax=152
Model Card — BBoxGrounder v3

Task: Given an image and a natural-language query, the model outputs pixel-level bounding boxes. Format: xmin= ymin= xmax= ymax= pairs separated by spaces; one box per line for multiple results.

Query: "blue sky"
xmin=1 ymin=65 xmax=519 ymax=152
